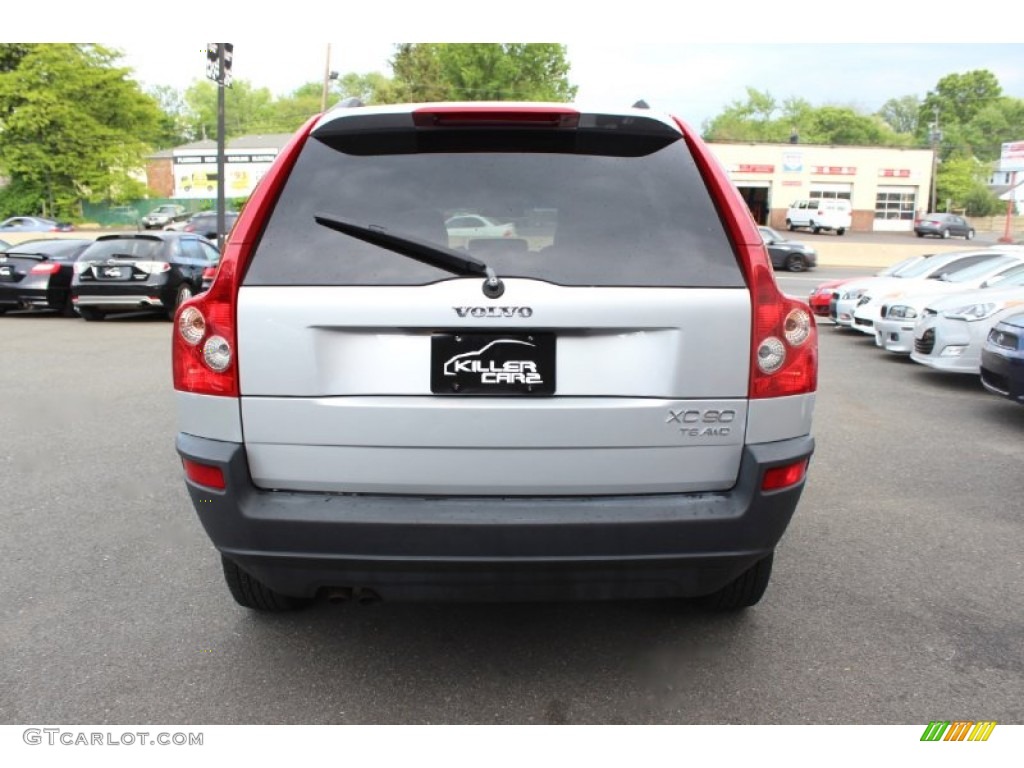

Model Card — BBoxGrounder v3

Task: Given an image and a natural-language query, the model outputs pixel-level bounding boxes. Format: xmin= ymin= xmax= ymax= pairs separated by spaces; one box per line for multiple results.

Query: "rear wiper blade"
xmin=314 ymin=212 xmax=505 ymax=298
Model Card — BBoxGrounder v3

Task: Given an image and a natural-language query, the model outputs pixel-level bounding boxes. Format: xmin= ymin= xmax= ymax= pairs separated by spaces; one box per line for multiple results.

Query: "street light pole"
xmin=929 ymin=106 xmax=940 ymax=213
xmin=216 ymin=45 xmax=226 ymax=253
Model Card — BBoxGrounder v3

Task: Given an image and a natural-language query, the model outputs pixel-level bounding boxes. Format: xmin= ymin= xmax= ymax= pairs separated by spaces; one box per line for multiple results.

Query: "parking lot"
xmin=0 ymin=278 xmax=1022 ymax=725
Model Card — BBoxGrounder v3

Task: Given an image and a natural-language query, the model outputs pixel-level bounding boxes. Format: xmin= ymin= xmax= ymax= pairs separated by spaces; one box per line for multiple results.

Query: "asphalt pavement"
xmin=0 ymin=309 xmax=1021 ymax=725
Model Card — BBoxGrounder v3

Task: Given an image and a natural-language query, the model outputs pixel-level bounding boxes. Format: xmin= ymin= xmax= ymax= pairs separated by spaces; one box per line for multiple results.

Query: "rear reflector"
xmin=762 ymin=459 xmax=809 ymax=491
xmin=182 ymin=459 xmax=225 ymax=490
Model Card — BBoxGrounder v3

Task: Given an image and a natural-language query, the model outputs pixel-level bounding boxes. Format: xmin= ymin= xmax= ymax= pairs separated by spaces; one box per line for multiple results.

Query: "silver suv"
xmin=172 ymin=103 xmax=818 ymax=611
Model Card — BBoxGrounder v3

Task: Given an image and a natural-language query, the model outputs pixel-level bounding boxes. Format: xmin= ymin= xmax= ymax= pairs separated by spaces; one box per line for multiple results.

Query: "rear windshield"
xmin=939 ymin=254 xmax=1019 ymax=283
xmin=81 ymin=238 xmax=167 ymax=261
xmin=898 ymin=252 xmax=987 ymax=279
xmin=244 ymin=114 xmax=744 ymax=288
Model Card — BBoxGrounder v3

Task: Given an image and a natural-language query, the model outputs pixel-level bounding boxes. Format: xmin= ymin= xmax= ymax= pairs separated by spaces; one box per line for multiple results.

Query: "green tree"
xmin=877 ymin=95 xmax=920 ymax=134
xmin=0 ymin=44 xmax=163 ymax=218
xmin=148 ymin=84 xmax=191 ymax=147
xmin=391 ymin=44 xmax=576 ymax=103
xmin=703 ymin=88 xmax=787 ymax=142
xmin=920 ymin=70 xmax=1002 ymax=136
xmin=182 ymin=79 xmax=277 ymax=140
xmin=935 ymin=153 xmax=1001 ymax=214
xmin=704 ymin=92 xmax=910 ymax=147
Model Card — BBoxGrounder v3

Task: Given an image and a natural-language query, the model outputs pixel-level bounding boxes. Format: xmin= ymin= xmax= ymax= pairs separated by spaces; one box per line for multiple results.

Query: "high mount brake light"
xmin=412 ymin=107 xmax=579 ymax=128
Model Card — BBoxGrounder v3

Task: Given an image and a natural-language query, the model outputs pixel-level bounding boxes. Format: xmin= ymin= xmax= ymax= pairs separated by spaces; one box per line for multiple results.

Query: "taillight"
xmin=30 ymin=263 xmax=61 ymax=275
xmin=201 ymin=266 xmax=217 ymax=281
xmin=762 ymin=459 xmax=809 ymax=491
xmin=184 ymin=224 xmax=195 ymax=232
xmin=172 ymin=113 xmax=319 ymax=398
xmin=673 ymin=114 xmax=818 ymax=399
xmin=135 ymin=261 xmax=171 ymax=274
xmin=182 ymin=458 xmax=225 ymax=490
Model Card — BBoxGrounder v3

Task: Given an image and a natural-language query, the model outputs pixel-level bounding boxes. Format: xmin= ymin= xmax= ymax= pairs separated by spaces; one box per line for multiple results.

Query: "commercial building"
xmin=145 ymin=134 xmax=293 ymax=200
xmin=708 ymin=142 xmax=934 ymax=233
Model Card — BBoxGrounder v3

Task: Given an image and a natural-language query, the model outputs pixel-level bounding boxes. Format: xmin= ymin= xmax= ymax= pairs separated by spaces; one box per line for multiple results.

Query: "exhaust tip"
xmin=355 ymin=588 xmax=382 ymax=606
xmin=326 ymin=587 xmax=353 ymax=604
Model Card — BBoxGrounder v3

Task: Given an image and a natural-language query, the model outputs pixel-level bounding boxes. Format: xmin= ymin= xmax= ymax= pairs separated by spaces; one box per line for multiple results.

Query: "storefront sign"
xmin=782 ymin=152 xmax=803 ymax=172
xmin=812 ymin=166 xmax=856 ymax=175
xmin=733 ymin=164 xmax=775 ymax=174
xmin=879 ymin=169 xmax=911 ymax=178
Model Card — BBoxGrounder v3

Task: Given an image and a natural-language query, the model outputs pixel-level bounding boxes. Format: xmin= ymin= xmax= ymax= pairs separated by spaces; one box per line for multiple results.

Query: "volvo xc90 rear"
xmin=173 ymin=103 xmax=817 ymax=611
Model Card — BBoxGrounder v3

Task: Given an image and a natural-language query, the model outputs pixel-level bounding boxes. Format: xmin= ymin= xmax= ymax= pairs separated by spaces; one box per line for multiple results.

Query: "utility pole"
xmin=929 ymin=106 xmax=941 ymax=213
xmin=320 ymin=44 xmax=339 ymax=113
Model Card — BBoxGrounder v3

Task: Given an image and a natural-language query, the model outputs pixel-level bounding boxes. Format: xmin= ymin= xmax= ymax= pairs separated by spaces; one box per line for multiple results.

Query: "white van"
xmin=786 ymin=199 xmax=852 ymax=235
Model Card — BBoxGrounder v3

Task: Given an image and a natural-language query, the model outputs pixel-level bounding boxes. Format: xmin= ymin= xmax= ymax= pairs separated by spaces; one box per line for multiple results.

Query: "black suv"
xmin=72 ymin=232 xmax=219 ymax=321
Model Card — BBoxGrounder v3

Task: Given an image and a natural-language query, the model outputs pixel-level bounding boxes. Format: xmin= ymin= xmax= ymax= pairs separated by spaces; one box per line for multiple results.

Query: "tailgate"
xmin=237 ymin=279 xmax=751 ymax=495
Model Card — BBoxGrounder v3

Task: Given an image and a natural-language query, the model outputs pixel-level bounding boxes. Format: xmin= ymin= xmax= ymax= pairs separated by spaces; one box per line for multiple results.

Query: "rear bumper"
xmin=72 ymin=277 xmax=174 ymax=309
xmin=0 ymin=281 xmax=63 ymax=309
xmin=176 ymin=432 xmax=814 ymax=601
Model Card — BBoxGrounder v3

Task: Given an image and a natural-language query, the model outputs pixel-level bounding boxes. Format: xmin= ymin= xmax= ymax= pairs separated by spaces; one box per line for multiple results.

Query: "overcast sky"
xmin=20 ymin=2 xmax=1024 ymax=134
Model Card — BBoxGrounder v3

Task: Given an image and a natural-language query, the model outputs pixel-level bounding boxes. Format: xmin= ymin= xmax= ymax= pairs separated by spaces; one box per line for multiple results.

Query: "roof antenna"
xmin=632 ymin=99 xmax=650 ymax=109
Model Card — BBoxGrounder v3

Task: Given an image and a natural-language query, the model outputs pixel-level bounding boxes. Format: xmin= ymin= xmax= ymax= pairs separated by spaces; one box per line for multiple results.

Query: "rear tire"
xmin=168 ymin=282 xmax=193 ymax=320
xmin=941 ymin=229 xmax=950 ymax=239
xmin=696 ymin=552 xmax=774 ymax=610
xmin=60 ymin=293 xmax=77 ymax=318
xmin=837 ymin=228 xmax=846 ymax=236
xmin=786 ymin=220 xmax=795 ymax=231
xmin=916 ymin=232 xmax=924 ymax=238
xmin=785 ymin=254 xmax=807 ymax=272
xmin=811 ymin=222 xmax=821 ymax=234
xmin=221 ymin=555 xmax=310 ymax=612
xmin=78 ymin=307 xmax=105 ymax=322
xmin=966 ymin=229 xmax=975 ymax=240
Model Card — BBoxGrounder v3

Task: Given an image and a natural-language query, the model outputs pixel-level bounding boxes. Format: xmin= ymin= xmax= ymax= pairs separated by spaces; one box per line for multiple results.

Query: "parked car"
xmin=71 ymin=232 xmax=219 ymax=321
xmin=0 ymin=216 xmax=74 ymax=233
xmin=785 ymin=199 xmax=852 ymax=235
xmin=168 ymin=211 xmax=239 ymax=240
xmin=444 ymin=213 xmax=517 ymax=243
xmin=0 ymin=238 xmax=93 ymax=316
xmin=914 ymin=212 xmax=975 ymax=240
xmin=851 ymin=251 xmax=1024 ymax=336
xmin=873 ymin=256 xmax=1024 ymax=353
xmin=809 ymin=255 xmax=934 ymax=318
xmin=172 ymin=101 xmax=817 ymax=613
xmin=758 ymin=226 xmax=817 ymax=272
xmin=980 ymin=312 xmax=1024 ymax=404
xmin=831 ymin=249 xmax=1012 ymax=329
xmin=140 ymin=204 xmax=189 ymax=230
xmin=907 ymin=273 xmax=1024 ymax=373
